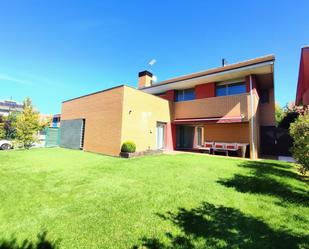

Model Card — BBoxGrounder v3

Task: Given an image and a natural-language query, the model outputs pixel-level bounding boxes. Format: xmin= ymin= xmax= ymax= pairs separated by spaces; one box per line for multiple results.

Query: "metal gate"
xmin=260 ymin=126 xmax=293 ymax=156
xmin=45 ymin=127 xmax=60 ymax=147
xmin=60 ymin=119 xmax=85 ymax=150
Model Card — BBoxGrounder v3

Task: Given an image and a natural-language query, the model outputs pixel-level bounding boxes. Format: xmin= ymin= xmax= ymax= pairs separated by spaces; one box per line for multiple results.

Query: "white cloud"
xmin=0 ymin=73 xmax=30 ymax=85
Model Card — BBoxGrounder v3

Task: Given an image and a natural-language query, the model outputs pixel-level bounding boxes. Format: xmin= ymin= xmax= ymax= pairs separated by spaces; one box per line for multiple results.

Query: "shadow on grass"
xmin=217 ymin=160 xmax=309 ymax=206
xmin=218 ymin=174 xmax=309 ymax=206
xmin=0 ymin=231 xmax=59 ymax=249
xmin=239 ymin=160 xmax=307 ymax=181
xmin=132 ymin=202 xmax=308 ymax=249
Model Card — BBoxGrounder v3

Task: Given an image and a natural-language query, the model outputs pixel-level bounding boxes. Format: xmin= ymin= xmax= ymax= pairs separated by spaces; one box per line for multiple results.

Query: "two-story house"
xmin=60 ymin=55 xmax=275 ymax=159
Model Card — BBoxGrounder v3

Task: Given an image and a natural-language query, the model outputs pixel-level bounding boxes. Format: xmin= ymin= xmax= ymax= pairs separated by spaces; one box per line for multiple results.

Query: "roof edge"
xmin=62 ymin=84 xmax=125 ymax=103
xmin=140 ymin=54 xmax=275 ymax=90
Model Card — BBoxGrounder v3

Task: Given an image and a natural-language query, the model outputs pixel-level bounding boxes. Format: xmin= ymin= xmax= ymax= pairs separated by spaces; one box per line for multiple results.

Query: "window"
xmin=175 ymin=88 xmax=195 ymax=102
xmin=52 ymin=117 xmax=60 ymax=123
xmin=216 ymin=82 xmax=246 ymax=97
xmin=260 ymin=89 xmax=269 ymax=103
xmin=197 ymin=127 xmax=203 ymax=146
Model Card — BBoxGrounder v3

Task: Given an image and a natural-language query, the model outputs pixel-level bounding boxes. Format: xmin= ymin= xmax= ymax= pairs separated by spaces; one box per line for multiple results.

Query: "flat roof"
xmin=62 ymin=85 xmax=125 ymax=103
xmin=140 ymin=55 xmax=275 ymax=90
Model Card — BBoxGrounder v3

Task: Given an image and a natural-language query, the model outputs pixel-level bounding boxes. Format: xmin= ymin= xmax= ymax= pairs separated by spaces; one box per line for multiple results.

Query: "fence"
xmin=45 ymin=127 xmax=60 ymax=147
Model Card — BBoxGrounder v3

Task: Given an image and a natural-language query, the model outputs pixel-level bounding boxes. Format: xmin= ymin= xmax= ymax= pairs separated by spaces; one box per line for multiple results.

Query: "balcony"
xmin=173 ymin=93 xmax=251 ymax=121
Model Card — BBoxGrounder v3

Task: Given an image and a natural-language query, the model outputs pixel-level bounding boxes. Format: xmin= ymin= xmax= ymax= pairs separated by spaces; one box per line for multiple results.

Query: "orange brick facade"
xmin=61 ymin=86 xmax=124 ymax=156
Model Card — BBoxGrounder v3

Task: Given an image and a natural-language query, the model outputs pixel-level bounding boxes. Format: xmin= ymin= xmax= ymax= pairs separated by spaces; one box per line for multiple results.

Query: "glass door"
xmin=176 ymin=126 xmax=195 ymax=149
xmin=156 ymin=122 xmax=166 ymax=149
xmin=197 ymin=127 xmax=203 ymax=146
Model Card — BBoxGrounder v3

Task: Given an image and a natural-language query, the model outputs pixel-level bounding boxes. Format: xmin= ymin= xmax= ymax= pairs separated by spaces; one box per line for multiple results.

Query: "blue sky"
xmin=1 ymin=0 xmax=308 ymax=114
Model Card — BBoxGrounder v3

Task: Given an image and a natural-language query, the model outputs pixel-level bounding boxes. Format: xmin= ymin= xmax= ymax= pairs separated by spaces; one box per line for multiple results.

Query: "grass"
xmin=0 ymin=148 xmax=308 ymax=249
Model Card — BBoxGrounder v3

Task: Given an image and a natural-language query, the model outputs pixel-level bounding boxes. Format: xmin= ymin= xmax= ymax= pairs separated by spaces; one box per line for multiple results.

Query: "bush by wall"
xmin=289 ymin=112 xmax=309 ymax=175
xmin=121 ymin=141 xmax=136 ymax=153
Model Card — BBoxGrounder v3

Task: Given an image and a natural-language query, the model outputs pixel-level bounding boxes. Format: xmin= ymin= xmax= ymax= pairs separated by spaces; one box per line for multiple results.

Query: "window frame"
xmin=215 ymin=81 xmax=246 ymax=97
xmin=175 ymin=88 xmax=196 ymax=102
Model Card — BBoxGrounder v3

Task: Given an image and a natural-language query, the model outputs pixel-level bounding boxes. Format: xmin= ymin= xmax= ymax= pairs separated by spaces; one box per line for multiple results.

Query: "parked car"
xmin=0 ymin=140 xmax=13 ymax=150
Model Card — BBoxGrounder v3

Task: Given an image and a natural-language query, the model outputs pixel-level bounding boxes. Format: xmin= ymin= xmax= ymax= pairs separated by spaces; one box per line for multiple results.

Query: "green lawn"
xmin=0 ymin=148 xmax=308 ymax=249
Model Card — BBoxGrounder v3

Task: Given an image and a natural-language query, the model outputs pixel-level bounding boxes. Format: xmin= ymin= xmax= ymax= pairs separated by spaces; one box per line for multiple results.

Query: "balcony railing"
xmin=173 ymin=93 xmax=251 ymax=121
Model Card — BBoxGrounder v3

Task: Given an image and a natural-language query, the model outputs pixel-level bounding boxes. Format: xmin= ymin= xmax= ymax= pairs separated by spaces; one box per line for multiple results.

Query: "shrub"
xmin=289 ymin=112 xmax=309 ymax=175
xmin=121 ymin=141 xmax=136 ymax=153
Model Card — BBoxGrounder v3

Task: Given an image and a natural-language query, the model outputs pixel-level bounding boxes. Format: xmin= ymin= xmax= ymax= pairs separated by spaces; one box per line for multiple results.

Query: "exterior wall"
xmin=61 ymin=86 xmax=124 ymax=156
xmin=195 ymin=83 xmax=215 ymax=99
xmin=165 ymin=90 xmax=175 ymax=101
xmin=204 ymin=123 xmax=249 ymax=143
xmin=174 ymin=93 xmax=250 ymax=120
xmin=245 ymin=75 xmax=257 ymax=93
xmin=303 ymin=88 xmax=309 ymax=105
xmin=158 ymin=90 xmax=175 ymax=102
xmin=296 ymin=47 xmax=309 ymax=105
xmin=121 ymin=86 xmax=172 ymax=152
xmin=259 ymin=87 xmax=276 ymax=126
xmin=248 ymin=90 xmax=260 ymax=159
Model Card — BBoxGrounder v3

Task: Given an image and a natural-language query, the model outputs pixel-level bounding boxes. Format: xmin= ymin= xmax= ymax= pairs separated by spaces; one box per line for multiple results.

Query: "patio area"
xmin=173 ymin=122 xmax=251 ymax=158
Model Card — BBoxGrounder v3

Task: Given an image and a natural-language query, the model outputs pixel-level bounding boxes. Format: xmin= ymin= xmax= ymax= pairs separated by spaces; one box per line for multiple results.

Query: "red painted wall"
xmin=195 ymin=83 xmax=215 ymax=99
xmin=165 ymin=122 xmax=176 ymax=150
xmin=245 ymin=75 xmax=257 ymax=93
xmin=158 ymin=90 xmax=175 ymax=101
xmin=165 ymin=90 xmax=175 ymax=101
xmin=296 ymin=47 xmax=309 ymax=105
xmin=157 ymin=93 xmax=166 ymax=99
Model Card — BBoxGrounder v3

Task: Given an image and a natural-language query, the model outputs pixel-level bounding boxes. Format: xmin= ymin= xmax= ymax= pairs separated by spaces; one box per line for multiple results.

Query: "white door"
xmin=156 ymin=123 xmax=165 ymax=149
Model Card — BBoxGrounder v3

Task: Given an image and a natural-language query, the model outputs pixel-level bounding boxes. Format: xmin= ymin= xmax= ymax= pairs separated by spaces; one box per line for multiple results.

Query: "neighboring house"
xmin=51 ymin=114 xmax=61 ymax=127
xmin=0 ymin=100 xmax=23 ymax=117
xmin=296 ymin=45 xmax=309 ymax=106
xmin=40 ymin=114 xmax=61 ymax=127
xmin=61 ymin=55 xmax=276 ymax=159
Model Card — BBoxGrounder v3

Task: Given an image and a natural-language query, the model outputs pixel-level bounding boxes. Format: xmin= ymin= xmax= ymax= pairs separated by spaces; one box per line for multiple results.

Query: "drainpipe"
xmin=249 ymin=75 xmax=256 ymax=159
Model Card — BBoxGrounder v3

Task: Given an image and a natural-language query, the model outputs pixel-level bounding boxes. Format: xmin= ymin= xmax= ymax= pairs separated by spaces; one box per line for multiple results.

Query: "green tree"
xmin=15 ymin=97 xmax=40 ymax=149
xmin=0 ymin=121 xmax=5 ymax=139
xmin=289 ymin=112 xmax=309 ymax=175
xmin=4 ymin=111 xmax=18 ymax=139
xmin=275 ymin=103 xmax=285 ymax=126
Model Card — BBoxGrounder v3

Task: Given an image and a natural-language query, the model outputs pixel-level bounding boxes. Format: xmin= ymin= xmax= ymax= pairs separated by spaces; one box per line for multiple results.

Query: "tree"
xmin=4 ymin=111 xmax=18 ymax=139
xmin=15 ymin=97 xmax=40 ymax=149
xmin=289 ymin=112 xmax=309 ymax=175
xmin=277 ymin=101 xmax=307 ymax=129
xmin=0 ymin=117 xmax=5 ymax=139
xmin=275 ymin=103 xmax=285 ymax=126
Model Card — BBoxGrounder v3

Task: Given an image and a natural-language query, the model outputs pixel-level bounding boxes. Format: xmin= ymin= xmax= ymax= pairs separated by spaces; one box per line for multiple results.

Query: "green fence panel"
xmin=45 ymin=127 xmax=60 ymax=147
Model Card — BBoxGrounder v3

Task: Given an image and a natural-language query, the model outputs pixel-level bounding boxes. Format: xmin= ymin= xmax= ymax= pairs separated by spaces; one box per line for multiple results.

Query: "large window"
xmin=216 ymin=82 xmax=246 ymax=97
xmin=175 ymin=88 xmax=195 ymax=102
